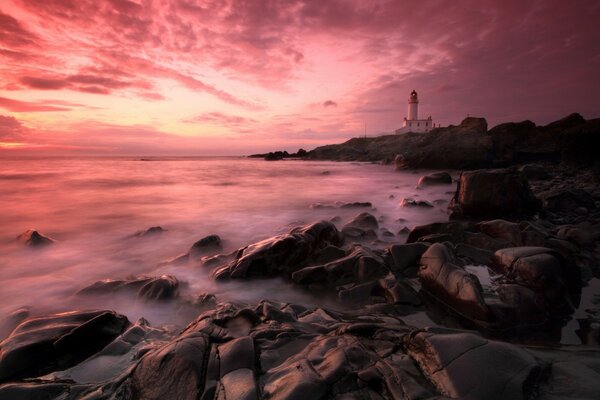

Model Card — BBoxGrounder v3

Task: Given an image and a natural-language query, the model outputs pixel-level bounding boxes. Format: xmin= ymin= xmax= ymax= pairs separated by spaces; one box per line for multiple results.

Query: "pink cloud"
xmin=0 ymin=96 xmax=71 ymax=112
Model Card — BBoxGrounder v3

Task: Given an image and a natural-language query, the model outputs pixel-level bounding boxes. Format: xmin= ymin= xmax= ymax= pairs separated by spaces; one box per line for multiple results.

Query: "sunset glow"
xmin=1 ymin=0 xmax=599 ymax=155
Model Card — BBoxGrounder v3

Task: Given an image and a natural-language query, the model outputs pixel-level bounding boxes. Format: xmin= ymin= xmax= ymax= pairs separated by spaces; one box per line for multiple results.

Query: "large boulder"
xmin=405 ymin=329 xmax=541 ymax=400
xmin=76 ymin=275 xmax=180 ymax=301
xmin=0 ymin=310 xmax=129 ymax=382
xmin=341 ymin=212 xmax=378 ymax=240
xmin=418 ymin=243 xmax=490 ymax=320
xmin=417 ymin=172 xmax=453 ymax=186
xmin=291 ymin=245 xmax=389 ymax=289
xmin=449 ymin=169 xmax=541 ymax=220
xmin=212 ymin=221 xmax=343 ymax=280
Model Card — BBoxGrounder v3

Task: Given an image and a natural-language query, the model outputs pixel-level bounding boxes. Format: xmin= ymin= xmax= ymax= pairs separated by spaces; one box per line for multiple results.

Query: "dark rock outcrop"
xmin=212 ymin=221 xmax=343 ymax=280
xmin=132 ymin=226 xmax=165 ymax=238
xmin=0 ymin=310 xmax=129 ymax=382
xmin=449 ymin=169 xmax=541 ymax=220
xmin=417 ymin=171 xmax=453 ymax=186
xmin=76 ymin=275 xmax=180 ymax=301
xmin=16 ymin=229 xmax=56 ymax=247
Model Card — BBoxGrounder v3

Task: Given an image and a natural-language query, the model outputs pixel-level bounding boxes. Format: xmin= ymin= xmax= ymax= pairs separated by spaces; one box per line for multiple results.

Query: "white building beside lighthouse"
xmin=395 ymin=90 xmax=434 ymax=134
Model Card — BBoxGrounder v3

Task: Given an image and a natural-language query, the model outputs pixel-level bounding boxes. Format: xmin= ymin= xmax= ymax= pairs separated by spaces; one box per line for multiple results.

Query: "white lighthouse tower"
xmin=395 ymin=90 xmax=434 ymax=134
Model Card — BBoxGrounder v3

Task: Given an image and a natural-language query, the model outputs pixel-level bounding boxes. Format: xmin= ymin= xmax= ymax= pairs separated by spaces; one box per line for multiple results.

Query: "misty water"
xmin=0 ymin=157 xmax=456 ymax=335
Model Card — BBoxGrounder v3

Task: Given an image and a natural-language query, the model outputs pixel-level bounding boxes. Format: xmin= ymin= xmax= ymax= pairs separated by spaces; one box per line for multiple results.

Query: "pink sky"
xmin=1 ymin=0 xmax=599 ymax=155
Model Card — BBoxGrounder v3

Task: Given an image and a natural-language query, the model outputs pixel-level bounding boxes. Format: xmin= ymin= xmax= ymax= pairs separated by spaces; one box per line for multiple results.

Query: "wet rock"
xmin=190 ymin=234 xmax=222 ymax=256
xmin=519 ymin=164 xmax=549 ymax=180
xmin=116 ymin=331 xmax=210 ymax=400
xmin=407 ymin=221 xmax=470 ymax=244
xmin=389 ymin=242 xmax=430 ymax=275
xmin=309 ymin=201 xmax=372 ymax=209
xmin=455 ymin=243 xmax=494 ymax=266
xmin=417 ymin=172 xmax=453 ymax=186
xmin=543 ymin=189 xmax=596 ymax=214
xmin=419 ymin=243 xmax=490 ymax=320
xmin=16 ymin=229 xmax=56 ymax=247
xmin=399 ymin=198 xmax=434 ymax=208
xmin=76 ymin=275 xmax=180 ymax=301
xmin=405 ymin=329 xmax=541 ymax=400
xmin=0 ymin=310 xmax=129 ymax=381
xmin=341 ymin=212 xmax=379 ymax=241
xmin=476 ymin=219 xmax=523 ymax=245
xmin=449 ymin=169 xmax=541 ymax=220
xmin=313 ymin=245 xmax=346 ymax=264
xmin=493 ymin=247 xmax=580 ymax=315
xmin=132 ymin=226 xmax=165 ymax=237
xmin=0 ymin=308 xmax=29 ymax=340
xmin=212 ymin=221 xmax=342 ymax=280
xmin=292 ymin=245 xmax=389 ymax=289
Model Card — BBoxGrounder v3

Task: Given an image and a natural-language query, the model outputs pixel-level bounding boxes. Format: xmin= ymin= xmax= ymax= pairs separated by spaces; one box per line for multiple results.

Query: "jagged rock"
xmin=405 ymin=329 xmax=541 ymax=400
xmin=389 ymin=243 xmax=430 ymax=275
xmin=449 ymin=169 xmax=541 ymax=220
xmin=399 ymin=198 xmax=434 ymax=208
xmin=0 ymin=310 xmax=129 ymax=382
xmin=16 ymin=229 xmax=56 ymax=247
xmin=212 ymin=221 xmax=343 ymax=280
xmin=417 ymin=172 xmax=453 ymax=186
xmin=419 ymin=243 xmax=490 ymax=320
xmin=519 ymin=164 xmax=549 ymax=180
xmin=292 ymin=245 xmax=389 ymax=289
xmin=76 ymin=275 xmax=180 ymax=301
xmin=341 ymin=212 xmax=379 ymax=240
xmin=476 ymin=219 xmax=523 ymax=245
xmin=132 ymin=226 xmax=165 ymax=237
xmin=493 ymin=247 xmax=580 ymax=316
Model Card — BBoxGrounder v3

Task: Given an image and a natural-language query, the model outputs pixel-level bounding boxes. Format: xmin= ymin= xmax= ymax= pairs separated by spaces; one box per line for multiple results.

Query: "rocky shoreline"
xmin=1 ymin=121 xmax=599 ymax=399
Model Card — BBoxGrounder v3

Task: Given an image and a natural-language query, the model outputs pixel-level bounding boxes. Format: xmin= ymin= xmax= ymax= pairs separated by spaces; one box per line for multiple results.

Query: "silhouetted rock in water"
xmin=264 ymin=151 xmax=284 ymax=161
xmin=76 ymin=275 xmax=180 ymax=301
xmin=417 ymin=171 xmax=453 ymax=186
xmin=291 ymin=245 xmax=389 ymax=290
xmin=165 ymin=234 xmax=223 ymax=265
xmin=190 ymin=234 xmax=222 ymax=256
xmin=399 ymin=198 xmax=434 ymax=208
xmin=0 ymin=308 xmax=29 ymax=340
xmin=0 ymin=310 xmax=129 ymax=382
xmin=449 ymin=169 xmax=541 ymax=220
xmin=249 ymin=148 xmax=308 ymax=160
xmin=341 ymin=212 xmax=379 ymax=240
xmin=16 ymin=229 xmax=56 ymax=247
xmin=212 ymin=220 xmax=343 ymax=280
xmin=405 ymin=329 xmax=541 ymax=400
xmin=132 ymin=226 xmax=165 ymax=237
xmin=309 ymin=201 xmax=372 ymax=209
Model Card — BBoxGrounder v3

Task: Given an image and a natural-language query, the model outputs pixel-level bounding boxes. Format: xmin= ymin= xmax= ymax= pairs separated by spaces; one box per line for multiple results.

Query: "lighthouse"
xmin=395 ymin=90 xmax=434 ymax=134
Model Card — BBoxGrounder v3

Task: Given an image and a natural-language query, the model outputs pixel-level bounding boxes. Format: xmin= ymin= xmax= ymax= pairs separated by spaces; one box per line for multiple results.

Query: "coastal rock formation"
xmin=76 ymin=275 xmax=180 ymax=301
xmin=16 ymin=229 xmax=56 ymax=247
xmin=132 ymin=226 xmax=165 ymax=238
xmin=212 ymin=220 xmax=343 ymax=280
xmin=449 ymin=169 xmax=542 ymax=220
xmin=0 ymin=310 xmax=129 ymax=382
xmin=417 ymin=171 xmax=453 ymax=186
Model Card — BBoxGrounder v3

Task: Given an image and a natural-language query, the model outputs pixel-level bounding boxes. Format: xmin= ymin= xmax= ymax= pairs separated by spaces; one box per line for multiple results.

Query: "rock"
xmin=0 ymin=308 xmax=29 ymax=340
xmin=389 ymin=243 xmax=430 ymax=275
xmin=476 ymin=219 xmax=522 ymax=245
xmin=116 ymin=331 xmax=211 ymax=400
xmin=418 ymin=243 xmax=490 ymax=320
xmin=190 ymin=234 xmax=222 ymax=256
xmin=76 ymin=275 xmax=179 ymax=301
xmin=449 ymin=169 xmax=541 ymax=220
xmin=417 ymin=172 xmax=453 ymax=186
xmin=519 ymin=164 xmax=549 ymax=180
xmin=0 ymin=310 xmax=129 ymax=381
xmin=292 ymin=245 xmax=389 ymax=289
xmin=493 ymin=247 xmax=580 ymax=315
xmin=16 ymin=229 xmax=56 ymax=247
xmin=543 ymin=189 xmax=596 ymax=214
xmin=132 ymin=226 xmax=165 ymax=237
xmin=406 ymin=221 xmax=470 ymax=244
xmin=343 ymin=212 xmax=378 ymax=230
xmin=212 ymin=221 xmax=342 ymax=280
xmin=455 ymin=243 xmax=494 ymax=266
xmin=309 ymin=201 xmax=371 ymax=209
xmin=399 ymin=198 xmax=434 ymax=208
xmin=405 ymin=329 xmax=541 ymax=400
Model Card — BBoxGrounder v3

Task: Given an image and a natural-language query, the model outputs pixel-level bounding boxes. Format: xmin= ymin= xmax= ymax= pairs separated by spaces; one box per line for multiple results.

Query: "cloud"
xmin=0 ymin=115 xmax=26 ymax=140
xmin=183 ymin=112 xmax=257 ymax=128
xmin=323 ymin=100 xmax=337 ymax=108
xmin=0 ymin=96 xmax=71 ymax=112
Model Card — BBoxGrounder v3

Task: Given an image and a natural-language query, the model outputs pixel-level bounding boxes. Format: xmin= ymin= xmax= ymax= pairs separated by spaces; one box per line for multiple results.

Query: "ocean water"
xmin=0 ymin=157 xmax=456 ymax=332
